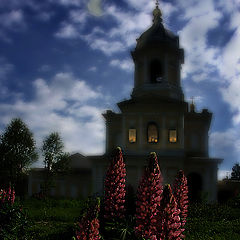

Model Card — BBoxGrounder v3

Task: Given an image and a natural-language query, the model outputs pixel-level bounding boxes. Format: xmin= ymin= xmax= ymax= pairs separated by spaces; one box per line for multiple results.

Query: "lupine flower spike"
xmin=75 ymin=198 xmax=101 ymax=240
xmin=157 ymin=184 xmax=181 ymax=240
xmin=172 ymin=170 xmax=189 ymax=239
xmin=0 ymin=186 xmax=15 ymax=206
xmin=135 ymin=152 xmax=163 ymax=240
xmin=104 ymin=147 xmax=126 ymax=220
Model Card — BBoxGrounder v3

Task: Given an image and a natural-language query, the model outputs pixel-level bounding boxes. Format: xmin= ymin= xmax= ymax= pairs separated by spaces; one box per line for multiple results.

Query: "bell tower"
xmin=131 ymin=1 xmax=184 ymax=100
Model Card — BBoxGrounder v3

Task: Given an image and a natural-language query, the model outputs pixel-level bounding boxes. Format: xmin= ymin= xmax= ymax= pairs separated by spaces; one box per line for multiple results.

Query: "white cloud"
xmin=88 ymin=38 xmax=125 ymax=55
xmin=179 ymin=6 xmax=221 ymax=79
xmin=54 ymin=0 xmax=176 ymax=55
xmin=0 ymin=10 xmax=26 ymax=42
xmin=220 ymin=77 xmax=240 ymax=125
xmin=49 ymin=0 xmax=83 ymax=7
xmin=0 ymin=57 xmax=14 ymax=81
xmin=70 ymin=9 xmax=89 ymax=25
xmin=0 ymin=10 xmax=25 ymax=30
xmin=110 ymin=59 xmax=134 ymax=72
xmin=0 ymin=72 xmax=106 ymax=159
xmin=88 ymin=66 xmax=97 ymax=72
xmin=218 ymin=170 xmax=231 ymax=180
xmin=38 ymin=64 xmax=51 ymax=72
xmin=218 ymin=15 xmax=240 ymax=80
xmin=55 ymin=22 xmax=79 ymax=39
xmin=214 ymin=11 xmax=240 ymax=125
xmin=36 ymin=11 xmax=54 ymax=22
xmin=210 ymin=128 xmax=240 ymax=162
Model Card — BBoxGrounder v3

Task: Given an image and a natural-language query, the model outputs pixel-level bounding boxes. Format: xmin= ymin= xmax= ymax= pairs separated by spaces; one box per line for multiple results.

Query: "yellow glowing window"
xmin=169 ymin=130 xmax=177 ymax=143
xmin=148 ymin=123 xmax=158 ymax=143
xmin=129 ymin=129 xmax=136 ymax=143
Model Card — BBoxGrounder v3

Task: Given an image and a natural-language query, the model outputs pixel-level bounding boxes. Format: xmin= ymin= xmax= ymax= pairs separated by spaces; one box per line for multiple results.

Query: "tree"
xmin=231 ymin=163 xmax=240 ymax=180
xmin=41 ymin=132 xmax=70 ymax=196
xmin=0 ymin=118 xmax=38 ymax=189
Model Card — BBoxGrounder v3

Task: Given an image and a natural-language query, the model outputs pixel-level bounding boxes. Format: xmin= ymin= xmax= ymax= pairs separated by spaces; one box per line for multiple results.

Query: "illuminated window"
xmin=129 ymin=129 xmax=136 ymax=143
xmin=148 ymin=123 xmax=158 ymax=143
xmin=169 ymin=130 xmax=177 ymax=143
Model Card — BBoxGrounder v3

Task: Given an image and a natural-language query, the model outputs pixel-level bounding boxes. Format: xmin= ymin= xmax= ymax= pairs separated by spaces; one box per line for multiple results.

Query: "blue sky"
xmin=0 ymin=0 xmax=240 ymax=179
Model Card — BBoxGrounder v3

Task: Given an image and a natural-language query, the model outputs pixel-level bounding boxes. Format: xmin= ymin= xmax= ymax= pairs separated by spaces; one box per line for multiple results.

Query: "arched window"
xmin=150 ymin=59 xmax=164 ymax=83
xmin=148 ymin=123 xmax=158 ymax=143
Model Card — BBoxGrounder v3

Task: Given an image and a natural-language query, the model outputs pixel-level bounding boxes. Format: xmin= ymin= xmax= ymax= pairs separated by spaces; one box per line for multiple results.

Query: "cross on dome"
xmin=153 ymin=0 xmax=162 ymax=23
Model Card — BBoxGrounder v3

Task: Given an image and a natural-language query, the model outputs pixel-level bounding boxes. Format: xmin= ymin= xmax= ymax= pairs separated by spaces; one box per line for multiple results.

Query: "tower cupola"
xmin=131 ymin=2 xmax=184 ymax=101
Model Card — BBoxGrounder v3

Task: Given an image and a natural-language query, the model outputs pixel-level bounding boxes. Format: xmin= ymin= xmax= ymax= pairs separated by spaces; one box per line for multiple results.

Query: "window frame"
xmin=147 ymin=122 xmax=159 ymax=144
xmin=168 ymin=129 xmax=177 ymax=143
xmin=128 ymin=128 xmax=137 ymax=143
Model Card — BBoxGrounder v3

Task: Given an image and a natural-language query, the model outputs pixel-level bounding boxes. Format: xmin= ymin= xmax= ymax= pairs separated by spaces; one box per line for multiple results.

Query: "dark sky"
xmin=0 ymin=0 xmax=240 ymax=179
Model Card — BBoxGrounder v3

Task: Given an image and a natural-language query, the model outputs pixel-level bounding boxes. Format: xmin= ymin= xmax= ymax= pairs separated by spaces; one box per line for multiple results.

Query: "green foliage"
xmin=185 ymin=202 xmax=240 ymax=240
xmin=0 ymin=198 xmax=30 ymax=239
xmin=103 ymin=216 xmax=136 ymax=240
xmin=42 ymin=132 xmax=64 ymax=170
xmin=231 ymin=163 xmax=240 ymax=180
xmin=15 ymin=197 xmax=240 ymax=240
xmin=0 ymin=118 xmax=38 ymax=187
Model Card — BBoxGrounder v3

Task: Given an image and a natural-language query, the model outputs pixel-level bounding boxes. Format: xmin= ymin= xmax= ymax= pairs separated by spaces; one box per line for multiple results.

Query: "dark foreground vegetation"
xmin=3 ymin=196 xmax=239 ymax=240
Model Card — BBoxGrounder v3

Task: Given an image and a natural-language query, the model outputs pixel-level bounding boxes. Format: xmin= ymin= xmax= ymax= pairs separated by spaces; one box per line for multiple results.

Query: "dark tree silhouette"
xmin=41 ymin=132 xmax=70 ymax=196
xmin=0 ymin=118 xmax=38 ymax=194
xmin=231 ymin=163 xmax=240 ymax=180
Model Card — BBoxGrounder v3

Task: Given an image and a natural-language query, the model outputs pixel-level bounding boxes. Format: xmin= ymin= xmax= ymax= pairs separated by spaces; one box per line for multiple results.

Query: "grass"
xmin=185 ymin=202 xmax=240 ymax=239
xmin=21 ymin=198 xmax=85 ymax=239
xmin=19 ymin=197 xmax=240 ymax=240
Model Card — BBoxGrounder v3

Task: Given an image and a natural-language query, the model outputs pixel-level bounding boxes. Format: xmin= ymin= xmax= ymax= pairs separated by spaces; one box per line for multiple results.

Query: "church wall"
xmin=184 ymin=116 xmax=210 ymax=156
xmin=28 ymin=170 xmax=92 ymax=199
xmin=118 ymin=111 xmax=185 ymax=155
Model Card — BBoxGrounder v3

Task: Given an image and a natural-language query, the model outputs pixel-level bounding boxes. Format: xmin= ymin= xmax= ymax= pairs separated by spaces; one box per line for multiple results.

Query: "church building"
xmin=89 ymin=3 xmax=222 ymax=202
xmin=28 ymin=3 xmax=222 ymax=202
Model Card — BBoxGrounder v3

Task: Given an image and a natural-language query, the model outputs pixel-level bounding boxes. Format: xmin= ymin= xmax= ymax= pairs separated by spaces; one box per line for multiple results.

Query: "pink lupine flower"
xmin=104 ymin=147 xmax=126 ymax=220
xmin=157 ymin=184 xmax=181 ymax=240
xmin=172 ymin=170 xmax=189 ymax=239
xmin=75 ymin=198 xmax=101 ymax=240
xmin=0 ymin=186 xmax=15 ymax=206
xmin=135 ymin=152 xmax=163 ymax=239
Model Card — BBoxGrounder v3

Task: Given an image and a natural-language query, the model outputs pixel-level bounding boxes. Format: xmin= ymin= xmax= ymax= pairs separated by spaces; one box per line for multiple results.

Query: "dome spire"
xmin=153 ymin=0 xmax=162 ymax=23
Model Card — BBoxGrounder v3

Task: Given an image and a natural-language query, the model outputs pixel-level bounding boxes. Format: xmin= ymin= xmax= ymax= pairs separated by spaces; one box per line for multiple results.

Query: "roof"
xmin=69 ymin=153 xmax=91 ymax=169
xmin=135 ymin=6 xmax=179 ymax=50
